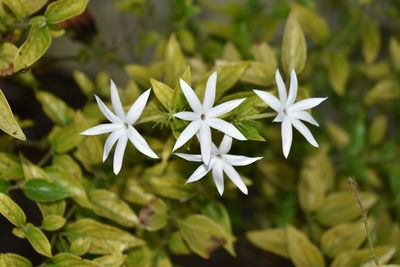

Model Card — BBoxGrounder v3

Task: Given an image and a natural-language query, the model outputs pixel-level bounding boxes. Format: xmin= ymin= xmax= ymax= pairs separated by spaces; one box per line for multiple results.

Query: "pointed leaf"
xmin=44 ymin=0 xmax=89 ymax=24
xmin=0 ymin=89 xmax=26 ymax=140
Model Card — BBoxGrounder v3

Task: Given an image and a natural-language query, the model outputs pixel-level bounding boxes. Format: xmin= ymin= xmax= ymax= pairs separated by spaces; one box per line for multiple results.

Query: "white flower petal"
xmin=175 ymin=153 xmax=203 ymax=162
xmin=290 ymin=111 xmax=319 ymax=126
xmin=253 ymin=90 xmax=281 ymax=112
xmin=173 ymin=111 xmax=199 ymax=121
xmin=207 ymin=118 xmax=246 ymax=141
xmin=126 ymin=88 xmax=151 ymax=124
xmin=127 ymin=126 xmax=158 ymax=158
xmin=288 ymin=97 xmax=327 ymax=112
xmin=203 ymin=71 xmax=217 ymax=110
xmin=290 ymin=118 xmax=319 ymax=147
xmin=81 ymin=123 xmax=121 ymax=136
xmin=94 ymin=95 xmax=121 ymax=123
xmin=179 ymin=79 xmax=203 ymax=113
xmin=199 ymin=124 xmax=212 ymax=165
xmin=207 ymin=98 xmax=246 ymax=118
xmin=103 ymin=129 xmax=123 ymax=162
xmin=173 ymin=120 xmax=201 ymax=151
xmin=113 ymin=134 xmax=128 ymax=175
xmin=273 ymin=112 xmax=284 ymax=122
xmin=275 ymin=69 xmax=287 ymax=105
xmin=222 ymin=155 xmax=262 ymax=166
xmin=282 ymin=117 xmax=293 ymax=158
xmin=110 ymin=79 xmax=126 ymax=119
xmin=287 ymin=69 xmax=298 ymax=106
xmin=218 ymin=135 xmax=232 ymax=154
xmin=186 ymin=164 xmax=210 ymax=183
xmin=222 ymin=163 xmax=248 ymax=195
xmin=212 ymin=160 xmax=224 ymax=195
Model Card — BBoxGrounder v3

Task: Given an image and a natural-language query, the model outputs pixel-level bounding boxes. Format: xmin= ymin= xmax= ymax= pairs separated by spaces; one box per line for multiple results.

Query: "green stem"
xmin=37 ymin=150 xmax=53 ymax=167
xmin=348 ymin=177 xmax=379 ymax=266
xmin=245 ymin=112 xmax=277 ymax=120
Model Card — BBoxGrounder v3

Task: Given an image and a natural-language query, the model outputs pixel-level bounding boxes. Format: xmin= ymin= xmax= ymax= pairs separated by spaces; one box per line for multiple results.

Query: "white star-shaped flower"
xmin=176 ymin=135 xmax=262 ymax=195
xmin=81 ymin=79 xmax=158 ymax=174
xmin=254 ymin=69 xmax=327 ymax=158
xmin=173 ymin=72 xmax=247 ymax=164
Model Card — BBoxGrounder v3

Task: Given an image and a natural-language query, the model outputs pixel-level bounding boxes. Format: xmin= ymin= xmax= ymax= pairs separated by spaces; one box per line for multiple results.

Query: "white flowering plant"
xmin=0 ymin=1 xmax=397 ymax=267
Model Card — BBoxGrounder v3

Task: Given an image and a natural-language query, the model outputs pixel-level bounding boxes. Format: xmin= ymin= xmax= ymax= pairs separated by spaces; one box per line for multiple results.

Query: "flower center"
xmin=123 ymin=122 xmax=129 ymax=129
xmin=216 ymin=154 xmax=222 ymax=159
xmin=283 ymin=108 xmax=288 ymax=116
xmin=200 ymin=113 xmax=206 ymax=120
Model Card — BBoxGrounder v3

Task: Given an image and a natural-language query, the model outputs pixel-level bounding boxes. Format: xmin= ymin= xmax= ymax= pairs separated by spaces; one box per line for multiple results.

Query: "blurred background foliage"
xmin=0 ymin=0 xmax=400 ymax=266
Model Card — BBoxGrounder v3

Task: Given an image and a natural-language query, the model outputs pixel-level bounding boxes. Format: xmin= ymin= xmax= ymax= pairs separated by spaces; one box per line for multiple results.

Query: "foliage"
xmin=0 ymin=0 xmax=400 ymax=266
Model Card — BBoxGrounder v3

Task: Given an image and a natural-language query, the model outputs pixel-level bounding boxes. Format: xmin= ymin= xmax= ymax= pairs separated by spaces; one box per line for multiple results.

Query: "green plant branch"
xmin=348 ymin=177 xmax=379 ymax=266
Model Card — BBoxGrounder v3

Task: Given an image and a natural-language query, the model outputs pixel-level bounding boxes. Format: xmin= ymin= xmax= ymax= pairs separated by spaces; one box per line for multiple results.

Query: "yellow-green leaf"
xmin=0 ymin=153 xmax=24 ymax=180
xmin=250 ymin=42 xmax=277 ymax=68
xmin=41 ymin=215 xmax=66 ymax=231
xmin=36 ymin=91 xmax=75 ymax=126
xmin=44 ymin=0 xmax=89 ymax=24
xmin=290 ymin=3 xmax=330 ymax=42
xmin=281 ymin=13 xmax=307 ymax=74
xmin=369 ymin=115 xmax=387 ymax=146
xmin=88 ymin=189 xmax=139 ymax=227
xmin=362 ymin=19 xmax=381 ymax=64
xmin=246 ymin=228 xmax=289 ymax=258
xmin=364 ymin=79 xmax=400 ymax=105
xmin=0 ymin=89 xmax=26 ymax=140
xmin=2 ymin=0 xmax=28 ymax=19
xmin=0 ymin=193 xmax=26 ymax=226
xmin=389 ymin=37 xmax=400 ymax=72
xmin=93 ymin=253 xmax=126 ymax=267
xmin=150 ymin=79 xmax=174 ymax=111
xmin=320 ymin=219 xmax=371 ymax=258
xmin=22 ymin=0 xmax=49 ymax=15
xmin=51 ymin=253 xmax=102 ymax=267
xmin=168 ymin=231 xmax=191 ymax=255
xmin=66 ymin=218 xmax=145 ymax=255
xmin=0 ymin=253 xmax=32 ymax=267
xmin=240 ymin=61 xmax=275 ymax=86
xmin=326 ymin=52 xmax=350 ymax=96
xmin=139 ymin=198 xmax=168 ymax=231
xmin=0 ymin=43 xmax=18 ymax=72
xmin=314 ymin=191 xmax=377 ymax=226
xmin=23 ymin=223 xmax=52 ymax=257
xmin=331 ymin=246 xmax=396 ymax=267
xmin=325 ymin=121 xmax=351 ymax=150
xmin=178 ymin=215 xmax=227 ymax=259
xmin=286 ymin=225 xmax=325 ymax=267
xmin=164 ymin=34 xmax=187 ymax=87
xmin=73 ymin=71 xmax=94 ymax=96
xmin=14 ymin=24 xmax=52 ymax=72
xmin=74 ymin=136 xmax=102 ymax=171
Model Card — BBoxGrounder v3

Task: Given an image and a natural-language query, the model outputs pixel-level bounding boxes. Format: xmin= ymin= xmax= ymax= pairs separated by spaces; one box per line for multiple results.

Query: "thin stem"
xmin=348 ymin=177 xmax=379 ymax=266
xmin=245 ymin=112 xmax=277 ymax=120
xmin=37 ymin=150 xmax=54 ymax=167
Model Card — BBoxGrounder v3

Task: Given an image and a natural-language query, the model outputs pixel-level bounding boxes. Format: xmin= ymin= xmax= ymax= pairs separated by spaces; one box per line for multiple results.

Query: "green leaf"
xmin=240 ymin=61 xmax=275 ymax=86
xmin=88 ymin=189 xmax=139 ymax=227
xmin=389 ymin=37 xmax=400 ymax=72
xmin=23 ymin=223 xmax=52 ymax=257
xmin=314 ymin=191 xmax=377 ymax=226
xmin=14 ymin=24 xmax=52 ymax=72
xmin=0 ymin=153 xmax=24 ymax=180
xmin=369 ymin=114 xmax=387 ymax=146
xmin=178 ymin=215 xmax=227 ymax=259
xmin=65 ymin=218 xmax=145 ymax=255
xmin=0 ymin=89 xmax=26 ymax=140
xmin=286 ymin=225 xmax=325 ymax=267
xmin=44 ymin=0 xmax=89 ymax=24
xmin=150 ymin=79 xmax=174 ymax=111
xmin=2 ymin=0 xmax=28 ymax=19
xmin=247 ymin=228 xmax=289 ymax=258
xmin=147 ymin=171 xmax=194 ymax=200
xmin=0 ymin=179 xmax=10 ymax=194
xmin=0 ymin=253 xmax=32 ymax=267
xmin=0 ymin=43 xmax=18 ymax=73
xmin=41 ymin=215 xmax=66 ymax=231
xmin=331 ymin=246 xmax=396 ymax=267
xmin=281 ymin=13 xmax=307 ymax=74
xmin=23 ymin=178 xmax=70 ymax=202
xmin=22 ymin=0 xmax=49 ymax=15
xmin=0 ymin=193 xmax=26 ymax=226
xmin=325 ymin=121 xmax=351 ymax=150
xmin=164 ymin=34 xmax=187 ymax=87
xmin=250 ymin=42 xmax=277 ymax=67
xmin=364 ymin=79 xmax=400 ymax=105
xmin=51 ymin=253 xmax=102 ymax=267
xmin=93 ymin=253 xmax=126 ymax=267
xmin=73 ymin=135 xmax=102 ymax=171
xmin=36 ymin=91 xmax=75 ymax=125
xmin=236 ymin=124 xmax=265 ymax=141
xmin=168 ymin=231 xmax=191 ymax=255
xmin=172 ymin=66 xmax=191 ymax=110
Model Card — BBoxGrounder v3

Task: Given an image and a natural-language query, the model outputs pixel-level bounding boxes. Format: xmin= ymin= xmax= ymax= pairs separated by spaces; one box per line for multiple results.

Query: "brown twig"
xmin=348 ymin=177 xmax=379 ymax=266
